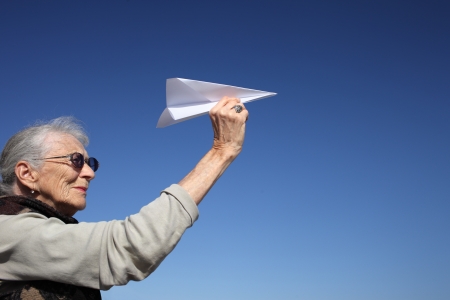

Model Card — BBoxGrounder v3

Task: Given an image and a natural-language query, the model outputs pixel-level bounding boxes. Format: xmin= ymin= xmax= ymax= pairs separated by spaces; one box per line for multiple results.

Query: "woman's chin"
xmin=58 ymin=197 xmax=86 ymax=216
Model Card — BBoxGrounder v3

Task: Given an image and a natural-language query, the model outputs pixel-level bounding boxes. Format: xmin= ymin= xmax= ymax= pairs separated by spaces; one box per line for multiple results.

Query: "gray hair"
xmin=0 ymin=116 xmax=89 ymax=196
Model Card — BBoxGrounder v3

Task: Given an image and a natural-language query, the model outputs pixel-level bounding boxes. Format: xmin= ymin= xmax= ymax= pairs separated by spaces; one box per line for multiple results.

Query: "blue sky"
xmin=1 ymin=1 xmax=449 ymax=299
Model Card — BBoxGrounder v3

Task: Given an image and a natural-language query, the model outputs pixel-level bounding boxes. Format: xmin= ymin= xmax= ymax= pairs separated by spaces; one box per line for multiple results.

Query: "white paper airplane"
xmin=157 ymin=78 xmax=277 ymax=128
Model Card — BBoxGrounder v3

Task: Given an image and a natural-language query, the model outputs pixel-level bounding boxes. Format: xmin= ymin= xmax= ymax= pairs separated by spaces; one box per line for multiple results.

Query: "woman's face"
xmin=35 ymin=133 xmax=95 ymax=216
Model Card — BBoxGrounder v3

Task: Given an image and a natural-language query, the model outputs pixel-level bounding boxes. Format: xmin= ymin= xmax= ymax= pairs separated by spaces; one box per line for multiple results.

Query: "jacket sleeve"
xmin=0 ymin=184 xmax=199 ymax=290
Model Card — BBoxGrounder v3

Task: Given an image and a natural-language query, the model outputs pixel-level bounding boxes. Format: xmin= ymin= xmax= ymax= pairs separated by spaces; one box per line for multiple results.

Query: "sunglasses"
xmin=41 ymin=152 xmax=100 ymax=172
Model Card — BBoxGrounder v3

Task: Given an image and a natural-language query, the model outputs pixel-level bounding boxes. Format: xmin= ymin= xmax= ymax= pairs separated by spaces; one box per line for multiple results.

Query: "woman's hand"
xmin=178 ymin=96 xmax=249 ymax=205
xmin=209 ymin=96 xmax=248 ymax=158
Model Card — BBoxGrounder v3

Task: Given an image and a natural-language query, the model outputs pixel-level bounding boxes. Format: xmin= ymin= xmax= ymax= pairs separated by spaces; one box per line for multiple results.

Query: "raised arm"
xmin=178 ymin=97 xmax=248 ymax=205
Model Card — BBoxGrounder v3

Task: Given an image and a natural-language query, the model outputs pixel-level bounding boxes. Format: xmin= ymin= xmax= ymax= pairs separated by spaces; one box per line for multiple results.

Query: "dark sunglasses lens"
xmin=87 ymin=157 xmax=99 ymax=172
xmin=71 ymin=153 xmax=84 ymax=168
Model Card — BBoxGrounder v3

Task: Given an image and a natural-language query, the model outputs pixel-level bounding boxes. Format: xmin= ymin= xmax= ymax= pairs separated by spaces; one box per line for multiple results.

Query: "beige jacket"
xmin=0 ymin=184 xmax=198 ymax=290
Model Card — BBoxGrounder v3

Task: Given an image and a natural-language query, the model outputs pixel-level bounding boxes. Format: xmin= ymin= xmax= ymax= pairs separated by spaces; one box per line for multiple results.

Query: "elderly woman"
xmin=0 ymin=97 xmax=248 ymax=300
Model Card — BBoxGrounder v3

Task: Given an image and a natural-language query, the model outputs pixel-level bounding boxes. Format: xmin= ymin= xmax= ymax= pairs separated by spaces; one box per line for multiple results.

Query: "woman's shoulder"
xmin=0 ymin=212 xmax=50 ymax=221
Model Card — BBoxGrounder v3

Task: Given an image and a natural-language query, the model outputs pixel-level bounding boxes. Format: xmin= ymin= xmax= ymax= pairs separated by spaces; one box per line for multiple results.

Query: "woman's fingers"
xmin=210 ymin=97 xmax=240 ymax=114
xmin=210 ymin=97 xmax=247 ymax=121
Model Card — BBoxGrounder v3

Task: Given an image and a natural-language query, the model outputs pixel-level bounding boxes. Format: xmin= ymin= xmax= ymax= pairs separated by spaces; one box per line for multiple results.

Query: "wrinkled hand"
xmin=209 ymin=96 xmax=249 ymax=157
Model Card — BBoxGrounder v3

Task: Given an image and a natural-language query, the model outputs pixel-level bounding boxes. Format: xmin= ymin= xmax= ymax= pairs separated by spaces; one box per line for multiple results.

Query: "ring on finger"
xmin=232 ymin=105 xmax=243 ymax=113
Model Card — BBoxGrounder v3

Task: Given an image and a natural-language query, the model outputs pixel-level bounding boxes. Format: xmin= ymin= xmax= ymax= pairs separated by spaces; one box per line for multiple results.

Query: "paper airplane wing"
xmin=157 ymin=78 xmax=276 ymax=128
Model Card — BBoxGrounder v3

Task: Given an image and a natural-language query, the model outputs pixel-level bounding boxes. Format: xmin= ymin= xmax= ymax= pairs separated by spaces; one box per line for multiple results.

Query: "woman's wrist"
xmin=210 ymin=143 xmax=241 ymax=161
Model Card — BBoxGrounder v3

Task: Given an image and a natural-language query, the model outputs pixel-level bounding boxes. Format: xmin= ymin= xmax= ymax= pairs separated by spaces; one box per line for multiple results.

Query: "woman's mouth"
xmin=74 ymin=187 xmax=88 ymax=193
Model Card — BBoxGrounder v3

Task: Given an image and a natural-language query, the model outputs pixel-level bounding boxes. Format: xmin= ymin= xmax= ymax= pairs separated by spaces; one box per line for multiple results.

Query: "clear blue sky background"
xmin=1 ymin=1 xmax=449 ymax=299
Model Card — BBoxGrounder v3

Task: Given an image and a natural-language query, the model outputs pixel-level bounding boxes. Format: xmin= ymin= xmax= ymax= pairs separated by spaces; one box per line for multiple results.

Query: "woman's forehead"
xmin=44 ymin=133 xmax=87 ymax=155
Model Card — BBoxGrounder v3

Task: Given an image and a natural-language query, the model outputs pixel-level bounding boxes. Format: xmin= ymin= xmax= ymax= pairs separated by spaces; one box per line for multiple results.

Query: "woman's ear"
xmin=15 ymin=161 xmax=39 ymax=190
